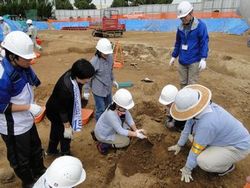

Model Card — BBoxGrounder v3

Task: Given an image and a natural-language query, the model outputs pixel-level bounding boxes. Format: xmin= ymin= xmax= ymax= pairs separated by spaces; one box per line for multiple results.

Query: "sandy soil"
xmin=0 ymin=30 xmax=250 ymax=188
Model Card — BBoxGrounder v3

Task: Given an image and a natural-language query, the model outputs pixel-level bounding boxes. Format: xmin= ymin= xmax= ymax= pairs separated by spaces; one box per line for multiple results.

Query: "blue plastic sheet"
xmin=51 ymin=21 xmax=89 ymax=30
xmin=119 ymin=18 xmax=249 ymax=35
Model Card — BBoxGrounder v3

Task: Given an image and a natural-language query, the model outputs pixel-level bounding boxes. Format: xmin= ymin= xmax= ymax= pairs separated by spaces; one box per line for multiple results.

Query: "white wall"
xmin=239 ymin=0 xmax=250 ymax=24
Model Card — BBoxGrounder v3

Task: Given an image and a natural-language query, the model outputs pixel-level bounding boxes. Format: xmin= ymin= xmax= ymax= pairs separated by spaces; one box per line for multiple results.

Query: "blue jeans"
xmin=93 ymin=93 xmax=112 ymax=121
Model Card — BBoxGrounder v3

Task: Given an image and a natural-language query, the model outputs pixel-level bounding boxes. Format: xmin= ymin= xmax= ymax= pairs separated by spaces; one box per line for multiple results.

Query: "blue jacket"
xmin=0 ymin=58 xmax=40 ymax=135
xmin=172 ymin=18 xmax=209 ymax=65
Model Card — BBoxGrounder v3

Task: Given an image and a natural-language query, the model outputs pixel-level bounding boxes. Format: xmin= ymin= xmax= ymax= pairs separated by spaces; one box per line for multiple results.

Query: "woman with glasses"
xmin=94 ymin=89 xmax=147 ymax=155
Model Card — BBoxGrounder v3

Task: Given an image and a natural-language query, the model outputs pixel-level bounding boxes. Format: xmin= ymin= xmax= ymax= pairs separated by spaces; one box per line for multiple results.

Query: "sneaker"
xmin=96 ymin=142 xmax=111 ymax=155
xmin=218 ymin=164 xmax=235 ymax=176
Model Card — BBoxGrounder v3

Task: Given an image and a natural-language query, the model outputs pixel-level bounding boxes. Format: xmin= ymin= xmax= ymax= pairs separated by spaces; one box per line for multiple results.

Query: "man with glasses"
xmin=169 ymin=1 xmax=209 ymax=88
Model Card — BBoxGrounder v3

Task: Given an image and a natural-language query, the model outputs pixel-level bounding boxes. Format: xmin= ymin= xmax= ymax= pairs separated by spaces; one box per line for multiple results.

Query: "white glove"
xmin=168 ymin=144 xmax=181 ymax=155
xmin=180 ymin=166 xmax=193 ymax=183
xmin=83 ymin=92 xmax=90 ymax=100
xmin=135 ymin=130 xmax=147 ymax=139
xmin=29 ymin=104 xmax=42 ymax=117
xmin=169 ymin=57 xmax=176 ymax=66
xmin=113 ymin=81 xmax=119 ymax=89
xmin=199 ymin=58 xmax=206 ymax=71
xmin=63 ymin=126 xmax=73 ymax=139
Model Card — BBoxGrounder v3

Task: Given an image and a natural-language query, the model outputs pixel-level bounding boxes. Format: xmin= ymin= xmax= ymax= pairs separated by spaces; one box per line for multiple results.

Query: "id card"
xmin=182 ymin=44 xmax=188 ymax=50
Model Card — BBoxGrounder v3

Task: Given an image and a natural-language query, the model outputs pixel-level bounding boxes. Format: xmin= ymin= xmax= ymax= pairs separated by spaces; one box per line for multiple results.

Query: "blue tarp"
xmin=0 ymin=18 xmax=249 ymax=41
xmin=119 ymin=18 xmax=249 ymax=35
xmin=33 ymin=21 xmax=49 ymax=30
xmin=51 ymin=21 xmax=89 ymax=30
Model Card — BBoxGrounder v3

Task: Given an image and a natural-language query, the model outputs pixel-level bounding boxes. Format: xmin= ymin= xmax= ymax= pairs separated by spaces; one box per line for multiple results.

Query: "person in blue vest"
xmin=168 ymin=84 xmax=250 ymax=183
xmin=169 ymin=1 xmax=209 ymax=88
xmin=0 ymin=31 xmax=46 ymax=188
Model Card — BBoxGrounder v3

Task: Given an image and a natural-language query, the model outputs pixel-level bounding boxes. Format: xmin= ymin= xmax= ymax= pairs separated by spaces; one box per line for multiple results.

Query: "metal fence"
xmin=239 ymin=0 xmax=250 ymax=24
xmin=55 ymin=0 xmax=240 ymax=20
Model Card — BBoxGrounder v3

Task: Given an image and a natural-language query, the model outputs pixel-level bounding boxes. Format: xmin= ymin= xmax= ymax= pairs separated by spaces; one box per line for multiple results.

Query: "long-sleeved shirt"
xmin=177 ymin=103 xmax=250 ymax=170
xmin=0 ymin=22 xmax=11 ymax=38
xmin=0 ymin=58 xmax=40 ymax=135
xmin=172 ymin=17 xmax=209 ymax=65
xmin=27 ymin=25 xmax=38 ymax=41
xmin=84 ymin=54 xmax=114 ymax=97
xmin=94 ymin=109 xmax=135 ymax=141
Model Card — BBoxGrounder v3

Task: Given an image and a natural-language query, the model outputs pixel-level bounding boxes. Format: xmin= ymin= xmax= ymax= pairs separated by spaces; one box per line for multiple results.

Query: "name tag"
xmin=182 ymin=44 xmax=188 ymax=50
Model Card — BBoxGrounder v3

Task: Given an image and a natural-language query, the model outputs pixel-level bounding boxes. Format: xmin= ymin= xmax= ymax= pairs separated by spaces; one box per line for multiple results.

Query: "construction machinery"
xmin=91 ymin=10 xmax=125 ymax=38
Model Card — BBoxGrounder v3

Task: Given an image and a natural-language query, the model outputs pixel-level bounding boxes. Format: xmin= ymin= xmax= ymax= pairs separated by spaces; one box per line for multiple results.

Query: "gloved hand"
xmin=168 ymin=144 xmax=181 ymax=155
xmin=135 ymin=130 xmax=147 ymax=139
xmin=169 ymin=57 xmax=176 ymax=66
xmin=199 ymin=58 xmax=206 ymax=71
xmin=29 ymin=104 xmax=42 ymax=117
xmin=180 ymin=166 xmax=193 ymax=183
xmin=64 ymin=126 xmax=73 ymax=139
xmin=83 ymin=92 xmax=90 ymax=100
xmin=136 ymin=129 xmax=146 ymax=134
xmin=113 ymin=81 xmax=119 ymax=89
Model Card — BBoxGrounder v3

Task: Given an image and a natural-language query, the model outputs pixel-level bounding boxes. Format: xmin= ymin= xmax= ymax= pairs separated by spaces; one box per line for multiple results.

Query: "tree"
xmin=74 ymin=0 xmax=96 ymax=9
xmin=55 ymin=0 xmax=73 ymax=9
xmin=111 ymin=0 xmax=128 ymax=7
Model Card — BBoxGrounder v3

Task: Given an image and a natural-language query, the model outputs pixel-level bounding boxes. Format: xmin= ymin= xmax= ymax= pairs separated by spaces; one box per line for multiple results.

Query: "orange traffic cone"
xmin=113 ymin=41 xmax=124 ymax=68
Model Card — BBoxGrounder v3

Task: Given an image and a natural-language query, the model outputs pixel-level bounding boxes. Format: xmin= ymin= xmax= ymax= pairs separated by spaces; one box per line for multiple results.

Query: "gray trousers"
xmin=96 ymin=134 xmax=130 ymax=148
xmin=178 ymin=62 xmax=199 ymax=88
xmin=197 ymin=146 xmax=250 ymax=173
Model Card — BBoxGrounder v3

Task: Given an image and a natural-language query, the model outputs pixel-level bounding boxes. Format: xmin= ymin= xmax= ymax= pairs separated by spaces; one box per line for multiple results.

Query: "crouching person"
xmin=158 ymin=84 xmax=185 ymax=132
xmin=168 ymin=84 xmax=250 ymax=183
xmin=33 ymin=156 xmax=86 ymax=188
xmin=94 ymin=89 xmax=147 ymax=155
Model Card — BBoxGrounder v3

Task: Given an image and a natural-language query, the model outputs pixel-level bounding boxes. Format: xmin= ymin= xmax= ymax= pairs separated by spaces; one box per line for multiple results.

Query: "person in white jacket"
xmin=0 ymin=16 xmax=11 ymax=40
xmin=26 ymin=19 xmax=42 ymax=51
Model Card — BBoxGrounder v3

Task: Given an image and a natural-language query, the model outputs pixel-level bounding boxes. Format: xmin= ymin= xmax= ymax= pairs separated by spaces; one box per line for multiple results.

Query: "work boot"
xmin=96 ymin=142 xmax=111 ymax=155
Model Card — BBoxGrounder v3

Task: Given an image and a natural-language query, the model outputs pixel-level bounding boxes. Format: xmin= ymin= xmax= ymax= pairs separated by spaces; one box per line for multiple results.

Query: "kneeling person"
xmin=94 ymin=89 xmax=147 ymax=154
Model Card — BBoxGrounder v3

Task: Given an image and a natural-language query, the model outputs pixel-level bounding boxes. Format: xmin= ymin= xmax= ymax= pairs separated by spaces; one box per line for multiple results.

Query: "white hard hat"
xmin=177 ymin=1 xmax=193 ymax=18
xmin=170 ymin=84 xmax=211 ymax=121
xmin=26 ymin=19 xmax=32 ymax=24
xmin=113 ymin=88 xmax=134 ymax=110
xmin=96 ymin=38 xmax=113 ymax=54
xmin=45 ymin=156 xmax=86 ymax=188
xmin=159 ymin=84 xmax=178 ymax=105
xmin=0 ymin=16 xmax=3 ymax=21
xmin=1 ymin=31 xmax=36 ymax=59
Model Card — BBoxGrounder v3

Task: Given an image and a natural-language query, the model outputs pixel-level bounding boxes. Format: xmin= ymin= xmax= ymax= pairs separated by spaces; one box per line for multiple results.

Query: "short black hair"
xmin=71 ymin=58 xmax=95 ymax=79
xmin=5 ymin=49 xmax=19 ymax=62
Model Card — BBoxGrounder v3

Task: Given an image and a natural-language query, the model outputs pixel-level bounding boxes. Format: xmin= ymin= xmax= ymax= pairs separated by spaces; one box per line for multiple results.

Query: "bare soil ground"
xmin=0 ymin=30 xmax=250 ymax=188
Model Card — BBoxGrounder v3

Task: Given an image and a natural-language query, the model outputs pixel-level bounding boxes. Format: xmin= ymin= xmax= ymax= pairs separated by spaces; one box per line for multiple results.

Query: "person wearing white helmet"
xmin=0 ymin=16 xmax=11 ymax=41
xmin=168 ymin=84 xmax=250 ymax=183
xmin=84 ymin=38 xmax=119 ymax=121
xmin=0 ymin=31 xmax=46 ymax=188
xmin=33 ymin=156 xmax=86 ymax=188
xmin=169 ymin=1 xmax=209 ymax=88
xmin=158 ymin=84 xmax=185 ymax=132
xmin=94 ymin=89 xmax=147 ymax=155
xmin=26 ymin=19 xmax=42 ymax=51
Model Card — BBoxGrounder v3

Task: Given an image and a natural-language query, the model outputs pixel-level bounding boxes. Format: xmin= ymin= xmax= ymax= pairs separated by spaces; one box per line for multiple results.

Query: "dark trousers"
xmin=1 ymin=125 xmax=46 ymax=186
xmin=47 ymin=116 xmax=71 ymax=155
